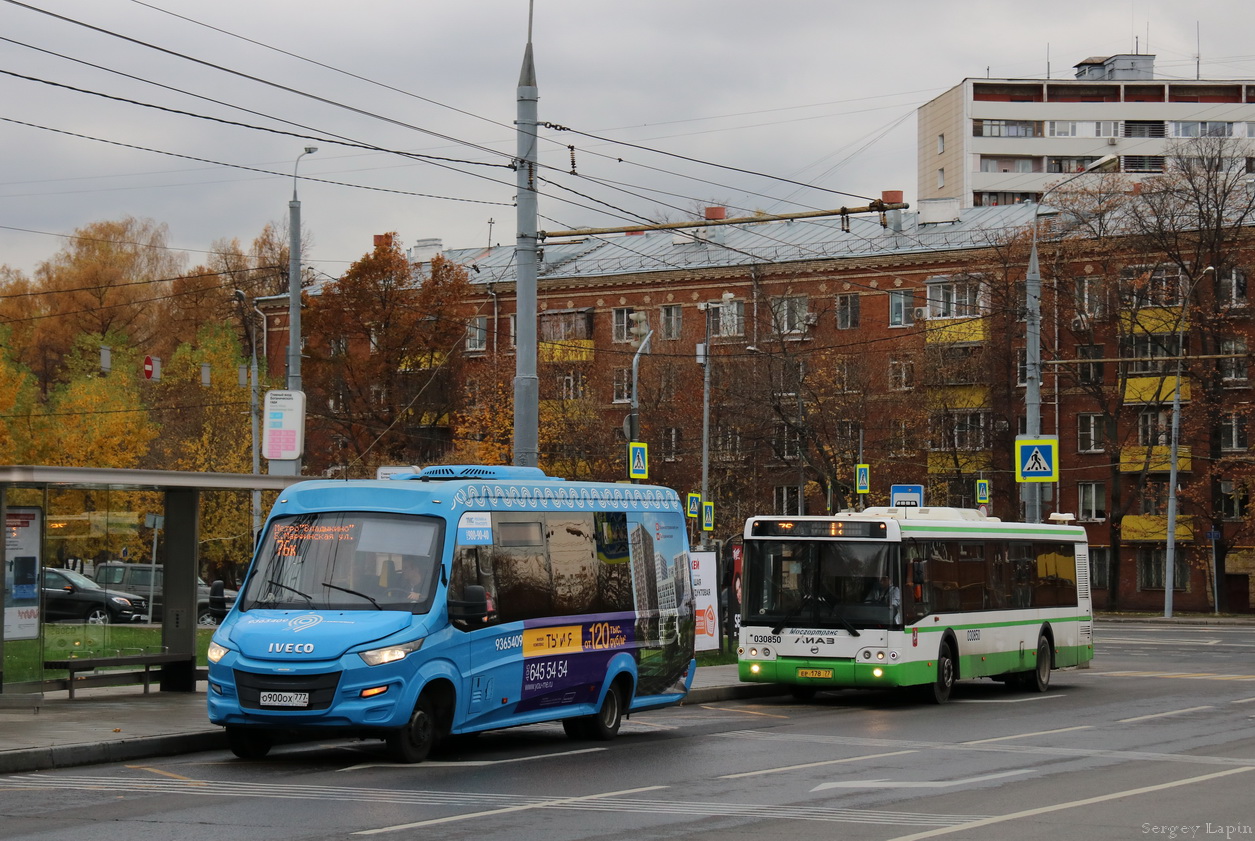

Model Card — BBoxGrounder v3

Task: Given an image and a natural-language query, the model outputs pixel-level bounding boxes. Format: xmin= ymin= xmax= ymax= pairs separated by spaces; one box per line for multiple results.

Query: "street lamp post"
xmin=1024 ymin=154 xmax=1118 ymax=522
xmin=698 ymin=293 xmax=735 ymax=549
xmin=282 ymin=146 xmax=316 ymax=476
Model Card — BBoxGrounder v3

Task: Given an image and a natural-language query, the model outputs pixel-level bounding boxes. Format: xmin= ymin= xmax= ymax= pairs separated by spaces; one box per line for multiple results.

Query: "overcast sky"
xmin=2 ymin=0 xmax=1254 ymax=280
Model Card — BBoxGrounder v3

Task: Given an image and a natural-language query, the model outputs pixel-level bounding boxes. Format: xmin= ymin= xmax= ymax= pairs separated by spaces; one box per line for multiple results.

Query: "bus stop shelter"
xmin=0 ymin=466 xmax=304 ymax=696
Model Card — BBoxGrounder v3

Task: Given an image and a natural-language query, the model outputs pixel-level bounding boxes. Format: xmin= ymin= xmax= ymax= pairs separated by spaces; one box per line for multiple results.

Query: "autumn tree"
xmin=0 ymin=326 xmax=40 ymax=462
xmin=303 ymin=237 xmax=473 ymax=475
xmin=26 ymin=218 xmax=185 ymax=393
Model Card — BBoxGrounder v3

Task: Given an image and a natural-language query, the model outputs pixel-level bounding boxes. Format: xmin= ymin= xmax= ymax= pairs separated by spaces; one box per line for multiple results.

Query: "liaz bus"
xmin=737 ymin=507 xmax=1092 ymax=703
xmin=206 ymin=465 xmax=696 ymax=762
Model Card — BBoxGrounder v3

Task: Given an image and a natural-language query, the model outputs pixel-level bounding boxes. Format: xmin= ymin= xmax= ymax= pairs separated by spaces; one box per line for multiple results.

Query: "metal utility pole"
xmin=512 ymin=10 xmax=540 ymax=468
xmin=278 ymin=146 xmax=316 ymax=477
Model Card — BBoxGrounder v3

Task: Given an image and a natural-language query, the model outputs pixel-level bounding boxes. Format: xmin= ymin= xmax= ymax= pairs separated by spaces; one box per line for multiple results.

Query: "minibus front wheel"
xmin=387 ymin=695 xmax=436 ymax=763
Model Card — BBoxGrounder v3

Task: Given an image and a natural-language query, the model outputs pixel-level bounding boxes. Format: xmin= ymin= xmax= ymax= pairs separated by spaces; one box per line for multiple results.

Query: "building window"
xmin=711 ymin=299 xmax=745 ymax=337
xmin=1078 ymin=414 xmax=1105 ymax=452
xmin=1138 ymin=411 xmax=1170 ymax=447
xmin=660 ymin=305 xmax=682 ymax=341
xmin=714 ymin=425 xmax=742 ymax=461
xmin=1140 ymin=480 xmax=1169 ymax=515
xmin=972 ymin=119 xmax=1042 ymax=138
xmin=930 ymin=411 xmax=988 ymax=451
xmin=775 ymin=423 xmax=802 ymax=460
xmin=1221 ymin=480 xmax=1248 ymax=520
xmin=774 ymin=485 xmax=802 ymax=515
xmin=612 ymin=308 xmax=635 ymax=343
xmin=1219 ymin=412 xmax=1248 ymax=451
xmin=836 ymin=420 xmax=861 ymax=452
xmin=890 ymin=419 xmax=914 ymax=457
xmin=889 ymin=357 xmax=914 ymax=391
xmin=1220 ymin=338 xmax=1248 ymax=384
xmin=1090 ymin=547 xmax=1110 ymax=590
xmin=612 ymin=368 xmax=632 ymax=403
xmin=1078 ymin=482 xmax=1106 ymax=521
xmin=1218 ymin=268 xmax=1248 ymax=308
xmin=937 ymin=168 xmax=945 ymax=189
xmin=925 ymin=275 xmax=981 ymax=318
xmin=1075 ymin=276 xmax=1107 ymax=318
xmin=1122 ymin=265 xmax=1183 ymax=308
xmin=1077 ymin=345 xmax=1105 ymax=385
xmin=1047 ymin=121 xmax=1078 ymax=137
xmin=836 ymin=293 xmax=860 ymax=329
xmin=556 ymin=370 xmax=586 ymax=400
xmin=888 ymin=289 xmax=916 ymax=326
xmin=1171 ymin=121 xmax=1232 ymax=138
xmin=1016 ymin=349 xmax=1027 ymax=386
xmin=329 ymin=336 xmax=347 ymax=357
xmin=465 ymin=316 xmax=488 ymax=353
xmin=1137 ymin=547 xmax=1187 ymax=591
xmin=1095 ymin=120 xmax=1121 ymax=138
xmin=1048 ymin=156 xmax=1102 ymax=173
xmin=937 ymin=133 xmax=945 ymax=154
xmin=540 ymin=309 xmax=593 ymax=342
xmin=770 ymin=295 xmax=810 ymax=335
xmin=509 ymin=314 xmax=517 ymax=349
xmin=1125 ymin=334 xmax=1183 ymax=375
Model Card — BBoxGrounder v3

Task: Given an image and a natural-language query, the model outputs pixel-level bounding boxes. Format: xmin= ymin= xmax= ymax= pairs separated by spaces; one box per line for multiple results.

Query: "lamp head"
xmin=304 ymin=146 xmax=318 ymax=155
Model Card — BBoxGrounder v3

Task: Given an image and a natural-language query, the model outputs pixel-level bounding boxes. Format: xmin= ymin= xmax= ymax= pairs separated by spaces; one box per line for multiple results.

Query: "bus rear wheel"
xmin=565 ymin=682 xmax=624 ymax=741
xmin=387 ymin=695 xmax=436 ymax=763
xmin=923 ymin=641 xmax=956 ymax=705
xmin=1019 ymin=635 xmax=1052 ymax=693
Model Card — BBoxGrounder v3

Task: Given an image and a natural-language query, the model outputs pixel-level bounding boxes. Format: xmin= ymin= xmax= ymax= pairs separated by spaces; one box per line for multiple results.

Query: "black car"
xmin=41 ymin=567 xmax=148 ymax=624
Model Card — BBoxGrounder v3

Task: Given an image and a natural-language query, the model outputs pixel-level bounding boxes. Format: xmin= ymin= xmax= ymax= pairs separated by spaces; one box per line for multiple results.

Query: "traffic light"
xmin=628 ymin=311 xmax=651 ymax=349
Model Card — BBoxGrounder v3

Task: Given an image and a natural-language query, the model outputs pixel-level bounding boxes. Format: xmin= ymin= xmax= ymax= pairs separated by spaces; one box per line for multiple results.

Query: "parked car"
xmin=42 ymin=567 xmax=148 ymax=624
xmin=92 ymin=562 xmax=236 ymax=626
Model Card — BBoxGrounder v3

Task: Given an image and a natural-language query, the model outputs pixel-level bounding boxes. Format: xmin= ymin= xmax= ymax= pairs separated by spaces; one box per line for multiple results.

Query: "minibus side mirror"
xmin=448 ymin=584 xmax=489 ymax=620
xmin=209 ymin=580 xmax=228 ymax=619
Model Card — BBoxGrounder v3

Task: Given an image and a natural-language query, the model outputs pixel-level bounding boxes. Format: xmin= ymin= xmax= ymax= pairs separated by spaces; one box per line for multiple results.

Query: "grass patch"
xmin=696 ymin=648 xmax=738 ymax=667
xmin=4 ymin=626 xmax=216 ymax=683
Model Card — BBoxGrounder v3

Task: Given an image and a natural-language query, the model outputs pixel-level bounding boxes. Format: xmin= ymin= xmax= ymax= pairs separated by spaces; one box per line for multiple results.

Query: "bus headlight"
xmin=207 ymin=641 xmax=230 ymax=664
xmin=359 ymin=638 xmax=424 ymax=666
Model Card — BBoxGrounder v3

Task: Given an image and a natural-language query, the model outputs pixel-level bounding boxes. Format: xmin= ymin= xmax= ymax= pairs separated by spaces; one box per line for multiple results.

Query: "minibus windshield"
xmin=240 ymin=512 xmax=443 ymax=613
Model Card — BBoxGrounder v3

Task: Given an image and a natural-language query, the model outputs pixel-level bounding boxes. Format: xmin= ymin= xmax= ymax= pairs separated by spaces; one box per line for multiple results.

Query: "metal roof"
xmin=442 ymin=204 xmax=1040 ymax=285
xmin=0 ymin=465 xmax=305 ymax=491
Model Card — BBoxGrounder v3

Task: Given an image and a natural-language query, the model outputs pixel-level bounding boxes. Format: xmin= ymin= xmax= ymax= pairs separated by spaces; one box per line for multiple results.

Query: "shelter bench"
xmin=42 ymin=653 xmax=190 ymax=699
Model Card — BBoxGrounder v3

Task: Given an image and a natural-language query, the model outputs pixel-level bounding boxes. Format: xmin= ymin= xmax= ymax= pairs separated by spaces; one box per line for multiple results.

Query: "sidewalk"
xmin=0 ymin=664 xmax=775 ymax=775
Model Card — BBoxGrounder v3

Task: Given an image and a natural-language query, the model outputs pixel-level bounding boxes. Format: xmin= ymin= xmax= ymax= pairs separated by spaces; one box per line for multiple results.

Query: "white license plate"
xmin=260 ymin=691 xmax=309 ymax=707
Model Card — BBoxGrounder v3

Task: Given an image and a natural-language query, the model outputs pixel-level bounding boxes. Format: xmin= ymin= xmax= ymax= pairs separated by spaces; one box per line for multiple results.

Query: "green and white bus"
xmin=737 ymin=507 xmax=1093 ymax=703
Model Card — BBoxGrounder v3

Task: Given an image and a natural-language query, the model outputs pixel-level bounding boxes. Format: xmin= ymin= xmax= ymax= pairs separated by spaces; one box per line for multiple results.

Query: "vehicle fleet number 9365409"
xmin=525 ymin=659 xmax=569 ymax=682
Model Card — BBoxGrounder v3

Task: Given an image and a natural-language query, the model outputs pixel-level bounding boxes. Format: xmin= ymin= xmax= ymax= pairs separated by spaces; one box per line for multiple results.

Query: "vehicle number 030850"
xmin=748 ymin=634 xmax=782 ymax=645
xmin=967 ymin=629 xmax=981 ymax=641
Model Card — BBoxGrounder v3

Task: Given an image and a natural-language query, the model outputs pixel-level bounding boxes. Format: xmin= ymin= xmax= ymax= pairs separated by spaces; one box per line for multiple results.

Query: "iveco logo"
xmin=288 ymin=614 xmax=323 ymax=633
xmin=268 ymin=642 xmax=315 ymax=653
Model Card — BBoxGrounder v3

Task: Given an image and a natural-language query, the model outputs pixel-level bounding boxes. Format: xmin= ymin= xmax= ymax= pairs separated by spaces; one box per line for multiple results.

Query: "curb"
xmin=0 ymin=731 xmax=227 ymax=776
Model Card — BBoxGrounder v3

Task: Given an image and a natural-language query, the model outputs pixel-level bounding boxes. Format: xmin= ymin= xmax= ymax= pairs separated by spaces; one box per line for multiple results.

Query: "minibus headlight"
xmin=207 ymin=642 xmax=230 ymax=664
xmin=359 ymin=638 xmax=424 ymax=666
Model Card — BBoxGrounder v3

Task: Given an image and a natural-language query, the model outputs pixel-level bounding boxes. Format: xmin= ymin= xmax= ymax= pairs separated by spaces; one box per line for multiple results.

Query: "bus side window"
xmin=449 ymin=547 xmax=498 ymax=629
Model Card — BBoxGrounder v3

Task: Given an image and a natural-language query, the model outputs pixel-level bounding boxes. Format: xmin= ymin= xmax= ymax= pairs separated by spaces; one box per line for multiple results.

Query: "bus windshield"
xmin=240 ymin=511 xmax=443 ymax=613
xmin=742 ymin=539 xmax=899 ymax=630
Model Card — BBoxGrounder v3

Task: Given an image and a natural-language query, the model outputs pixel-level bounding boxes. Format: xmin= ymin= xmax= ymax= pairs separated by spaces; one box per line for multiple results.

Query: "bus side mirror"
xmin=209 ymin=580 xmax=228 ymax=619
xmin=448 ymin=584 xmax=489 ymax=620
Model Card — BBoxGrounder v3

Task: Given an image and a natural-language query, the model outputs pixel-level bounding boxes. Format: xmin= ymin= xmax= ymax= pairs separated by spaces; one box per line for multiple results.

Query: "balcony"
xmin=1124 ymin=375 xmax=1191 ymax=404
xmin=1120 ymin=514 xmax=1194 ymax=542
xmin=1120 ymin=445 xmax=1192 ymax=473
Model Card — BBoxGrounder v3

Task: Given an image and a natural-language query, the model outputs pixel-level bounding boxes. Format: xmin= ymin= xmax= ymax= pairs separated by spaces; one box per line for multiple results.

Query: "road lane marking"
xmin=719 ymin=749 xmax=918 ymax=779
xmin=1098 ymin=670 xmax=1255 ymax=681
xmin=814 ymin=769 xmax=1033 ymax=790
xmin=699 ymin=704 xmax=789 ymax=719
xmin=126 ymin=765 xmax=203 ymax=784
xmin=353 ymin=784 xmax=668 ymax=835
xmin=1118 ymin=705 xmax=1213 ymax=723
xmin=953 ymin=695 xmax=1065 ymax=704
xmin=883 ymin=766 xmax=1255 ymax=841
xmin=342 ymin=747 xmax=606 ymax=771
xmin=961 ymin=725 xmax=1092 ymax=744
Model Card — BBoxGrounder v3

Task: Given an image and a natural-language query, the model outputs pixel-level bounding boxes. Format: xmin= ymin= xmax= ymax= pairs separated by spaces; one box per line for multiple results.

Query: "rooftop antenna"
xmin=1196 ymin=21 xmax=1201 ymax=80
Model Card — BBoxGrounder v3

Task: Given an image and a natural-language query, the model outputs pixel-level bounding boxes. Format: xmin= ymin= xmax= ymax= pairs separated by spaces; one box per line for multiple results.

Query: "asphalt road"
xmin=1 ymin=623 xmax=1252 ymax=841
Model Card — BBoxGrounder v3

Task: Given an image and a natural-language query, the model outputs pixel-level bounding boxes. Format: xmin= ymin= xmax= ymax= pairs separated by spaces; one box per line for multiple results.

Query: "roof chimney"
xmin=704 ymin=206 xmax=726 ymax=221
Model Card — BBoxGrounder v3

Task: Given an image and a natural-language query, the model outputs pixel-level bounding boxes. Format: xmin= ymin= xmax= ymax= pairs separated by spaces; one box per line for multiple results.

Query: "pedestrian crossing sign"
xmin=628 ymin=441 xmax=649 ymax=480
xmin=855 ymin=464 xmax=870 ymax=494
xmin=1015 ymin=436 xmax=1057 ymax=482
xmin=687 ymin=493 xmax=700 ymax=518
xmin=702 ymin=502 xmax=714 ymax=532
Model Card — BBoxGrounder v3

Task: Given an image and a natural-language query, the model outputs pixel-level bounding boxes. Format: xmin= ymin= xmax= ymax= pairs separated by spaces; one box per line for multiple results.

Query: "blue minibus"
xmin=207 ymin=465 xmax=696 ymax=762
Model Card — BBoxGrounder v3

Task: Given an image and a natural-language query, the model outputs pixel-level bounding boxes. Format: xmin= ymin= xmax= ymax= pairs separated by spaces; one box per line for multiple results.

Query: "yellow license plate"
xmin=797 ymin=668 xmax=833 ymax=679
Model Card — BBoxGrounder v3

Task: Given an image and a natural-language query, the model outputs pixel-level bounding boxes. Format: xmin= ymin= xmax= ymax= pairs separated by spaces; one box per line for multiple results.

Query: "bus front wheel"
xmin=226 ymin=726 xmax=273 ymax=760
xmin=924 ymin=641 xmax=956 ymax=705
xmin=387 ymin=695 xmax=436 ymax=763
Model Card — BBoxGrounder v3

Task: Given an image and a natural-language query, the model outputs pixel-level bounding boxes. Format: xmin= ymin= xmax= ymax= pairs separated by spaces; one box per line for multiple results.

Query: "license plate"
xmin=260 ymin=691 xmax=309 ymax=707
xmin=797 ymin=668 xmax=833 ymax=679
